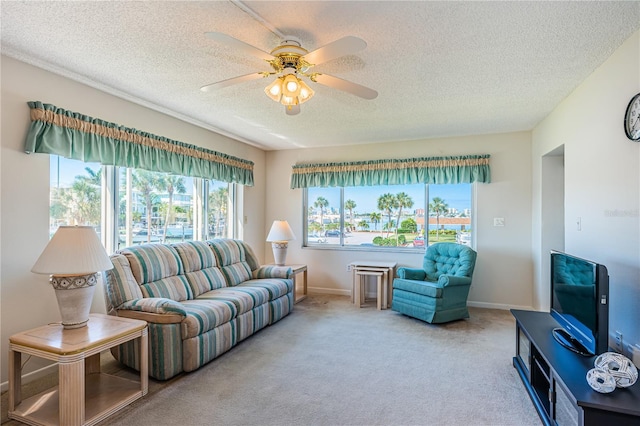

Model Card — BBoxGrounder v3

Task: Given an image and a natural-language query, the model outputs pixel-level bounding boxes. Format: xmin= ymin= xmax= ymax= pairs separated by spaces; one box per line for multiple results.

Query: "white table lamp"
xmin=31 ymin=226 xmax=113 ymax=329
xmin=266 ymin=220 xmax=296 ymax=266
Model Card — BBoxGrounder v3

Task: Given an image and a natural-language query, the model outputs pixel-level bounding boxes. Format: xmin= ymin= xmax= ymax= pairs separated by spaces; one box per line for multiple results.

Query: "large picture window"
xmin=304 ymin=184 xmax=472 ymax=249
xmin=50 ymin=156 xmax=234 ymax=252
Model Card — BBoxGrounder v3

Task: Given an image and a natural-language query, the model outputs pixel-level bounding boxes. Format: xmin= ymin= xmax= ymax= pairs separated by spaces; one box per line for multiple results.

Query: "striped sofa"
xmin=103 ymin=238 xmax=293 ymax=380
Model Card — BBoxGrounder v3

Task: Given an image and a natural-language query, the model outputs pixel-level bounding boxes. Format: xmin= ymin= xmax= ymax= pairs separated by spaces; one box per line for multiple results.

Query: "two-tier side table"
xmin=8 ymin=313 xmax=148 ymax=426
xmin=350 ymin=261 xmax=397 ymax=310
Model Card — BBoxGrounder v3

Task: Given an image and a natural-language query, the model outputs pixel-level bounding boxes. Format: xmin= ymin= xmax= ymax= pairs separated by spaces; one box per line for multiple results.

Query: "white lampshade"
xmin=32 ymin=226 xmax=113 ymax=275
xmin=32 ymin=226 xmax=113 ymax=329
xmin=266 ymin=220 xmax=296 ymax=242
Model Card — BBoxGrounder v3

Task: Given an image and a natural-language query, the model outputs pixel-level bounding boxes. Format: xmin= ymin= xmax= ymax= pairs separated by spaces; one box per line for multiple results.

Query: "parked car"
xmin=413 ymin=236 xmax=425 ymax=247
xmin=308 ymin=233 xmax=327 ymax=244
xmin=325 ymin=230 xmax=342 ymax=237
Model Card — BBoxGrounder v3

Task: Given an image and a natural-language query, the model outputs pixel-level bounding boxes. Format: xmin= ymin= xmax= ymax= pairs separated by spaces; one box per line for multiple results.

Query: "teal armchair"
xmin=392 ymin=242 xmax=477 ymax=323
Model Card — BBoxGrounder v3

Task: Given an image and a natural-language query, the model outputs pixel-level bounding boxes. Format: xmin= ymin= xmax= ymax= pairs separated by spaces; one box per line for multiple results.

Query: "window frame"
xmin=302 ymin=183 xmax=475 ymax=251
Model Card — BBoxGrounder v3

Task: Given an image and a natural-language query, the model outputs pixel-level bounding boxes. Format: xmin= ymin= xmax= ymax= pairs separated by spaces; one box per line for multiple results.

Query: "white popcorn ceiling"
xmin=1 ymin=1 xmax=639 ymax=151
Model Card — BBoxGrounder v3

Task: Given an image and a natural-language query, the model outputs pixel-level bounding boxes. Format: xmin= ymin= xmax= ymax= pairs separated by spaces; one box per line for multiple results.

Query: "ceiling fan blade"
xmin=205 ymin=32 xmax=274 ymax=61
xmin=200 ymin=73 xmax=266 ymax=92
xmin=312 ymin=74 xmax=378 ymax=100
xmin=303 ymin=36 xmax=367 ymax=66
xmin=285 ymin=105 xmax=301 ymax=116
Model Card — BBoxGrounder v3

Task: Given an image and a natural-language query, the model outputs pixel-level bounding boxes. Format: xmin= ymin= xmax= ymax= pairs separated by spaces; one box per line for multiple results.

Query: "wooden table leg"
xmin=59 ymin=359 xmax=84 ymax=426
xmin=8 ymin=349 xmax=21 ymax=410
xmin=377 ymin=274 xmax=383 ymax=310
xmin=140 ymin=329 xmax=149 ymax=396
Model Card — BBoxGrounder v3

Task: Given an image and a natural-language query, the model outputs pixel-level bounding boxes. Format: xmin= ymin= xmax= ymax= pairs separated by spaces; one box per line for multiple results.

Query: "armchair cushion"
xmin=393 ymin=278 xmax=442 ymax=298
xmin=397 ymin=268 xmax=427 ymax=281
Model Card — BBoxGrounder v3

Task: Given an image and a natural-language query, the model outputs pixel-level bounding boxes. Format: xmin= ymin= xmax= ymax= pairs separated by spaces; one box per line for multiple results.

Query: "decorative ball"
xmin=594 ymin=352 xmax=638 ymax=388
xmin=586 ymin=368 xmax=616 ymax=393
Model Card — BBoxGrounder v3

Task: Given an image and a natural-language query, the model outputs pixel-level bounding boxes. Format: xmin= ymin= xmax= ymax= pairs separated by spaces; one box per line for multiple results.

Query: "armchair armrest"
xmin=253 ymin=265 xmax=292 ymax=279
xmin=398 ymin=267 xmax=426 ymax=281
xmin=438 ymin=275 xmax=472 ymax=287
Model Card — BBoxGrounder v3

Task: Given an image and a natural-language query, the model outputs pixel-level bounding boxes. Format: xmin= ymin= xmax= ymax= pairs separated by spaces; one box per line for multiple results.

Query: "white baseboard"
xmin=0 ymin=363 xmax=58 ymax=393
xmin=307 ymin=287 xmax=535 ymax=312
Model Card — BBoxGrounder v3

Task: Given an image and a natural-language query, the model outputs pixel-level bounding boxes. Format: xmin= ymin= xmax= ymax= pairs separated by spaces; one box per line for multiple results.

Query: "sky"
xmin=308 ymin=183 xmax=471 ymax=214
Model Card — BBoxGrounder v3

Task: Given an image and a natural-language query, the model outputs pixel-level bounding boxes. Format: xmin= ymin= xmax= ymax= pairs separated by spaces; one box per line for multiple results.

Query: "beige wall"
xmin=265 ymin=132 xmax=534 ymax=309
xmin=0 ymin=56 xmax=267 ymax=385
xmin=532 ymin=30 xmax=640 ymax=355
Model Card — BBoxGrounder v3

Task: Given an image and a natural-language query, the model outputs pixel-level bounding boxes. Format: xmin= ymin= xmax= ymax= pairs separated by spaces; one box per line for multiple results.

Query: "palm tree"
xmin=159 ymin=175 xmax=186 ymax=242
xmin=209 ymin=186 xmax=229 ymax=237
xmin=395 ymin=192 xmax=414 ymax=235
xmin=358 ymin=220 xmax=370 ymax=231
xmin=314 ymin=196 xmax=329 ymax=233
xmin=429 ymin=197 xmax=449 ymax=241
xmin=369 ymin=212 xmax=382 ymax=233
xmin=344 ymin=199 xmax=357 ymax=231
xmin=132 ymin=170 xmax=161 ymax=242
xmin=377 ymin=193 xmax=398 ymax=238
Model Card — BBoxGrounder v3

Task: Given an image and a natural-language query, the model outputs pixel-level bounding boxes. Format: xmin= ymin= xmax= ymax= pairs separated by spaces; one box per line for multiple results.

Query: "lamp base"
xmin=51 ymin=273 xmax=98 ymax=329
xmin=271 ymin=241 xmax=289 ymax=266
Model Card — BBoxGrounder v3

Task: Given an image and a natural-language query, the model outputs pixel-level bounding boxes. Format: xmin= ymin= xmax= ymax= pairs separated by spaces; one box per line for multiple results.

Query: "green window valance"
xmin=290 ymin=155 xmax=491 ymax=188
xmin=25 ymin=101 xmax=254 ymax=186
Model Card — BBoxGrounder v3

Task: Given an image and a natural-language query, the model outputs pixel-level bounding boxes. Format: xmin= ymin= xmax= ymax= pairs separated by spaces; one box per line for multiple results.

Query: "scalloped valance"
xmin=290 ymin=155 xmax=490 ymax=188
xmin=25 ymin=101 xmax=254 ymax=186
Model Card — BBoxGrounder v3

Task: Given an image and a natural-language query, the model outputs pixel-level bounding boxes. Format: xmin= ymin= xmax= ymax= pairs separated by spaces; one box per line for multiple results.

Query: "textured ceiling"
xmin=2 ymin=1 xmax=639 ymax=151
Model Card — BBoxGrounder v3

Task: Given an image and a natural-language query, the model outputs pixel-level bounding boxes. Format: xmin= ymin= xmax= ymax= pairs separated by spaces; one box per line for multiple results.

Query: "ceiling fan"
xmin=201 ymin=32 xmax=378 ymax=115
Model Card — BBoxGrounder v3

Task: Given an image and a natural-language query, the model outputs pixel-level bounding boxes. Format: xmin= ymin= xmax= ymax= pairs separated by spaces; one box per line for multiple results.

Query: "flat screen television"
xmin=550 ymin=250 xmax=609 ymax=356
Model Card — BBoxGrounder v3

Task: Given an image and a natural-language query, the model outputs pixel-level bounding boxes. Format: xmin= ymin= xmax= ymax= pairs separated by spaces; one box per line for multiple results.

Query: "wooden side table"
xmin=350 ymin=261 xmax=397 ymax=310
xmin=287 ymin=264 xmax=308 ymax=303
xmin=8 ymin=313 xmax=148 ymax=426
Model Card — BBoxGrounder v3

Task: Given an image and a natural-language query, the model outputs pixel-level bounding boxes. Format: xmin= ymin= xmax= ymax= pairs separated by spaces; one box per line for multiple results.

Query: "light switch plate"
xmin=493 ymin=217 xmax=505 ymax=227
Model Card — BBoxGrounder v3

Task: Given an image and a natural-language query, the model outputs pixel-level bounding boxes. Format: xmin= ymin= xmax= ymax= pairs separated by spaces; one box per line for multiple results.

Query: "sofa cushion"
xmin=197 ymin=286 xmax=270 ymax=312
xmin=119 ymin=244 xmax=193 ymax=302
xmin=236 ymin=278 xmax=293 ymax=301
xmin=208 ymin=239 xmax=253 ymax=285
xmin=181 ymin=300 xmax=237 ymax=339
xmin=104 ymin=254 xmax=143 ymax=309
xmin=172 ymin=241 xmax=227 ymax=296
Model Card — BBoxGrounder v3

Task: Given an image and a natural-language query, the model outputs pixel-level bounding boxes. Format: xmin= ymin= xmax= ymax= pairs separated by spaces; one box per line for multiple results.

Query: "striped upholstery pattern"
xmin=181 ymin=299 xmax=236 ymax=338
xmin=253 ymin=265 xmax=292 ymax=279
xmin=119 ymin=243 xmax=183 ymax=284
xmin=173 ymin=241 xmax=227 ymax=296
xmin=120 ymin=297 xmax=186 ymax=315
xmin=111 ymin=322 xmax=183 ymax=380
xmin=270 ymin=293 xmax=293 ymax=323
xmin=104 ymin=254 xmax=143 ymax=309
xmin=208 ymin=239 xmax=253 ymax=285
xmin=140 ymin=275 xmax=194 ymax=302
xmin=236 ymin=305 xmax=270 ymax=342
xmin=237 ymin=278 xmax=293 ymax=301
xmin=182 ymin=321 xmax=235 ymax=372
xmin=198 ymin=287 xmax=270 ymax=314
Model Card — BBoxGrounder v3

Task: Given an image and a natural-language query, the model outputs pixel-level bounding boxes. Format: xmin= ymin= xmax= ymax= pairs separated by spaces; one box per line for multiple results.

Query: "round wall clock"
xmin=624 ymin=92 xmax=640 ymax=141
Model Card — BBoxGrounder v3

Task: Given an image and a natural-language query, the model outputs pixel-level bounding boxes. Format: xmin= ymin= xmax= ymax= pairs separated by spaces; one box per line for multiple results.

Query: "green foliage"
xmin=399 ymin=218 xmax=417 ymax=233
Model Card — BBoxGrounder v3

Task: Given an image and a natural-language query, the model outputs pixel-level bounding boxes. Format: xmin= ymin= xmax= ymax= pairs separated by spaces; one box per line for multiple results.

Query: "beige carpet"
xmin=3 ymin=295 xmax=540 ymax=426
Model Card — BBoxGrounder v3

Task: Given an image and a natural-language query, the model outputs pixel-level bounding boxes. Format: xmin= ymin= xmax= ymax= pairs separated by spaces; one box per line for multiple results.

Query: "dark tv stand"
xmin=552 ymin=327 xmax=592 ymax=357
xmin=511 ymin=310 xmax=640 ymax=426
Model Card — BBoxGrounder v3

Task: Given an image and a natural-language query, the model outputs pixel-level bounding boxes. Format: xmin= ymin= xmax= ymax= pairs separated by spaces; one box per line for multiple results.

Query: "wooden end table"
xmin=8 ymin=313 xmax=148 ymax=426
xmin=287 ymin=264 xmax=308 ymax=303
xmin=350 ymin=261 xmax=397 ymax=309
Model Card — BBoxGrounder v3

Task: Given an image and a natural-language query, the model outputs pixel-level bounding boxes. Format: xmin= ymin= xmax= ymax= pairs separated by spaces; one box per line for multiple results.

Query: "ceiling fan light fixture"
xmin=264 ymin=77 xmax=283 ymax=102
xmin=282 ymin=74 xmax=301 ymax=98
xmin=281 ymin=95 xmax=298 ymax=106
xmin=298 ymin=80 xmax=315 ymax=104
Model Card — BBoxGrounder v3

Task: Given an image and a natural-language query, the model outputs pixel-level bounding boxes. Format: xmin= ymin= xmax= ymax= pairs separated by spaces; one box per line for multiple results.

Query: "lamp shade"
xmin=32 ymin=226 xmax=113 ymax=275
xmin=266 ymin=220 xmax=296 ymax=242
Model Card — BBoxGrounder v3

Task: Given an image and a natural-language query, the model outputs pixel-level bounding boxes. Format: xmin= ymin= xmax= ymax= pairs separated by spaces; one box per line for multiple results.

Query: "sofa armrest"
xmin=253 ymin=265 xmax=292 ymax=279
xmin=116 ymin=309 xmax=184 ymax=324
xmin=397 ymin=268 xmax=426 ymax=281
xmin=119 ymin=298 xmax=187 ymax=317
xmin=438 ymin=275 xmax=472 ymax=287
